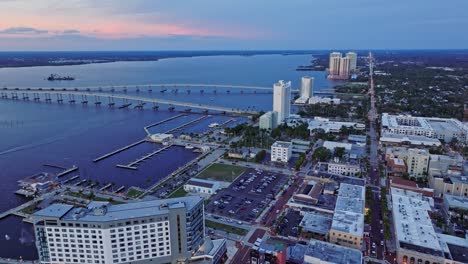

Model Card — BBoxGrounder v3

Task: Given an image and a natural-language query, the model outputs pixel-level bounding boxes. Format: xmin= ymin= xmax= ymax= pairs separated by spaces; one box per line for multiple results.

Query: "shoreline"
xmin=0 ymin=50 xmax=316 ymax=69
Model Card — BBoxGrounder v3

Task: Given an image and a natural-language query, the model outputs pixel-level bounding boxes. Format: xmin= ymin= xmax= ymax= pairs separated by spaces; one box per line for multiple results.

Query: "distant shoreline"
xmin=0 ymin=50 xmax=317 ymax=69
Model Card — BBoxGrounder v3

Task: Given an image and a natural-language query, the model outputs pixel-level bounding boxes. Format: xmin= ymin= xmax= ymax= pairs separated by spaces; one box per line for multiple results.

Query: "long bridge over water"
xmin=0 ymin=89 xmax=257 ymax=114
xmin=0 ymin=83 xmax=339 ymax=115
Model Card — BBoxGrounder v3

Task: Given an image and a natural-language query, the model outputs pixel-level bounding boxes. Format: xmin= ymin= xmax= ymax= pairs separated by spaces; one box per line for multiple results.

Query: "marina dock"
xmin=143 ymin=113 xmax=186 ymax=135
xmin=43 ymin=163 xmax=67 ymax=170
xmin=63 ymin=175 xmax=79 ymax=184
xmin=93 ymin=139 xmax=146 ymax=162
xmin=164 ymin=115 xmax=209 ymax=134
xmin=57 ymin=166 xmax=78 ymax=178
xmin=99 ymin=183 xmax=113 ymax=191
xmin=116 ymin=145 xmax=172 ymax=170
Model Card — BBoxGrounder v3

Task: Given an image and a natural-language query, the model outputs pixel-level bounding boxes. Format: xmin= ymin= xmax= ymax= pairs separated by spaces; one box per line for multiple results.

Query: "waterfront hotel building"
xmin=32 ymin=196 xmax=204 ymax=264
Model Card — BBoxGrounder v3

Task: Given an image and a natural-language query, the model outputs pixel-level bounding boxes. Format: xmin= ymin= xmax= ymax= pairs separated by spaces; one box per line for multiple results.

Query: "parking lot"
xmin=205 ymin=168 xmax=290 ymax=222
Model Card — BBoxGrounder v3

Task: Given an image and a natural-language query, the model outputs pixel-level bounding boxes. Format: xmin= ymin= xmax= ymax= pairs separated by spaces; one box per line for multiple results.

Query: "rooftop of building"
xmin=444 ymin=194 xmax=468 ymax=210
xmin=427 ymin=118 xmax=463 ymax=134
xmin=385 ymin=146 xmax=409 ymax=157
xmin=347 ymin=134 xmax=367 ymax=143
xmin=391 ymin=158 xmax=406 ymax=167
xmin=304 ymin=239 xmax=362 ymax=264
xmin=272 ymin=141 xmax=292 ymax=148
xmin=330 ymin=210 xmax=364 ymax=236
xmin=323 ymin=141 xmax=353 ymax=150
xmin=253 ymin=237 xmax=288 ymax=254
xmin=391 ymin=187 xmax=441 ymax=253
xmin=448 ymin=175 xmax=468 ymax=184
xmin=381 ymin=113 xmax=431 ymax=129
xmin=380 ymin=133 xmax=441 ymax=146
xmin=299 ymin=211 xmax=333 ymax=235
xmin=338 ymin=183 xmax=365 ymax=201
xmin=34 ymin=196 xmax=203 ymax=222
xmin=185 ymin=178 xmax=216 ymax=188
xmin=408 ymin=148 xmax=430 ymax=156
xmin=437 ymin=234 xmax=468 ymax=263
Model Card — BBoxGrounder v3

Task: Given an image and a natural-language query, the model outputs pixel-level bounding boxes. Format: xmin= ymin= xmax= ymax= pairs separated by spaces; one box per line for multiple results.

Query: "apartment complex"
xmin=32 ymin=196 xmax=205 ymax=264
xmin=271 ymin=141 xmax=292 ymax=163
xmin=381 ymin=113 xmax=468 ymax=144
xmin=328 ymin=51 xmax=357 ymax=80
xmin=328 ymin=183 xmax=365 ymax=250
xmin=407 ymin=148 xmax=430 ymax=178
xmin=259 ymin=111 xmax=278 ymax=131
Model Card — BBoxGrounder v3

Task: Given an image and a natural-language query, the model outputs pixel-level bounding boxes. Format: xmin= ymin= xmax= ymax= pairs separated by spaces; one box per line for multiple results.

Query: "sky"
xmin=0 ymin=0 xmax=467 ymax=51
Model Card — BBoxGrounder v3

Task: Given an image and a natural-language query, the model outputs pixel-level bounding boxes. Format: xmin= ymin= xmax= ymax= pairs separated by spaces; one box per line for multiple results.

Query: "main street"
xmin=367 ymin=52 xmax=386 ymax=260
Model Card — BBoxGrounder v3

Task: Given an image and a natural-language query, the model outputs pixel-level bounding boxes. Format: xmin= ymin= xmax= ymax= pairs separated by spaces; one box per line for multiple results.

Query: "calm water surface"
xmin=0 ymin=54 xmax=339 ymax=259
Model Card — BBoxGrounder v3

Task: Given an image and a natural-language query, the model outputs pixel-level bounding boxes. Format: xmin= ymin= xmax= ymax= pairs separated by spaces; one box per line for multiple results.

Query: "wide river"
xmin=0 ymin=54 xmax=338 ymax=259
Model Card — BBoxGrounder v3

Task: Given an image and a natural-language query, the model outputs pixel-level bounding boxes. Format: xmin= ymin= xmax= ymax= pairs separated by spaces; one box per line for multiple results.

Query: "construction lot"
xmin=205 ymin=168 xmax=290 ymax=222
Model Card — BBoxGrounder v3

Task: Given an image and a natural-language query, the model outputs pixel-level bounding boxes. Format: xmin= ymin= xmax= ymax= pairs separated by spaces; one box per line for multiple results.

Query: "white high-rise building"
xmin=273 ymin=80 xmax=291 ymax=124
xmin=300 ymin=76 xmax=314 ymax=98
xmin=346 ymin=52 xmax=357 ymax=71
xmin=339 ymin=56 xmax=351 ymax=79
xmin=329 ymin=52 xmax=342 ymax=76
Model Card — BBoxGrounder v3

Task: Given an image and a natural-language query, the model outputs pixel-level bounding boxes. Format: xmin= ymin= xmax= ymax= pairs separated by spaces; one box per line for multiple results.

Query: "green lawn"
xmin=205 ymin=220 xmax=248 ymax=236
xmin=168 ymin=186 xmax=188 ymax=198
xmin=195 ymin=163 xmax=247 ymax=182
xmin=126 ymin=188 xmax=144 ymax=199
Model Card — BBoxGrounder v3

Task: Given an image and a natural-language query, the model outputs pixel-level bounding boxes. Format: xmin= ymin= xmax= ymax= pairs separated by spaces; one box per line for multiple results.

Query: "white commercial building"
xmin=381 ymin=113 xmax=468 ymax=144
xmin=184 ymin=178 xmax=221 ymax=195
xmin=308 ymin=117 xmax=365 ymax=133
xmin=391 ymin=187 xmax=468 ymax=264
xmin=33 ymin=197 xmax=205 ymax=264
xmin=329 ymin=183 xmax=365 ymax=250
xmin=407 ymin=148 xmax=430 ymax=178
xmin=328 ymin=163 xmax=361 ymax=176
xmin=379 ymin=133 xmax=441 ymax=147
xmin=273 ymin=80 xmax=291 ymax=124
xmin=300 ymin=76 xmax=314 ymax=99
xmin=323 ymin=141 xmax=353 ymax=151
xmin=271 ymin=141 xmax=292 ymax=163
xmin=259 ymin=111 xmax=278 ymax=130
xmin=148 ymin=133 xmax=174 ymax=143
xmin=308 ymin=96 xmax=341 ymax=105
xmin=346 ymin=52 xmax=358 ymax=72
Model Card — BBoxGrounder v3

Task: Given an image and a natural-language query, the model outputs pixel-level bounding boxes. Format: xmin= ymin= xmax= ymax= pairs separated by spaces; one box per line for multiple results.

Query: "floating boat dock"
xmin=116 ymin=145 xmax=172 ymax=170
xmin=164 ymin=115 xmax=209 ymax=134
xmin=63 ymin=175 xmax=79 ymax=184
xmin=99 ymin=183 xmax=113 ymax=191
xmin=43 ymin=164 xmax=67 ymax=170
xmin=57 ymin=166 xmax=79 ymax=178
xmin=143 ymin=114 xmax=186 ymax=135
xmin=93 ymin=139 xmax=146 ymax=162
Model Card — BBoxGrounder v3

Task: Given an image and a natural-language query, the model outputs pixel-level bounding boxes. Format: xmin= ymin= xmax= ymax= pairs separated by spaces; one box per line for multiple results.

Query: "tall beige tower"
xmin=346 ymin=52 xmax=357 ymax=71
xmin=339 ymin=56 xmax=351 ymax=79
xmin=329 ymin=52 xmax=342 ymax=76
